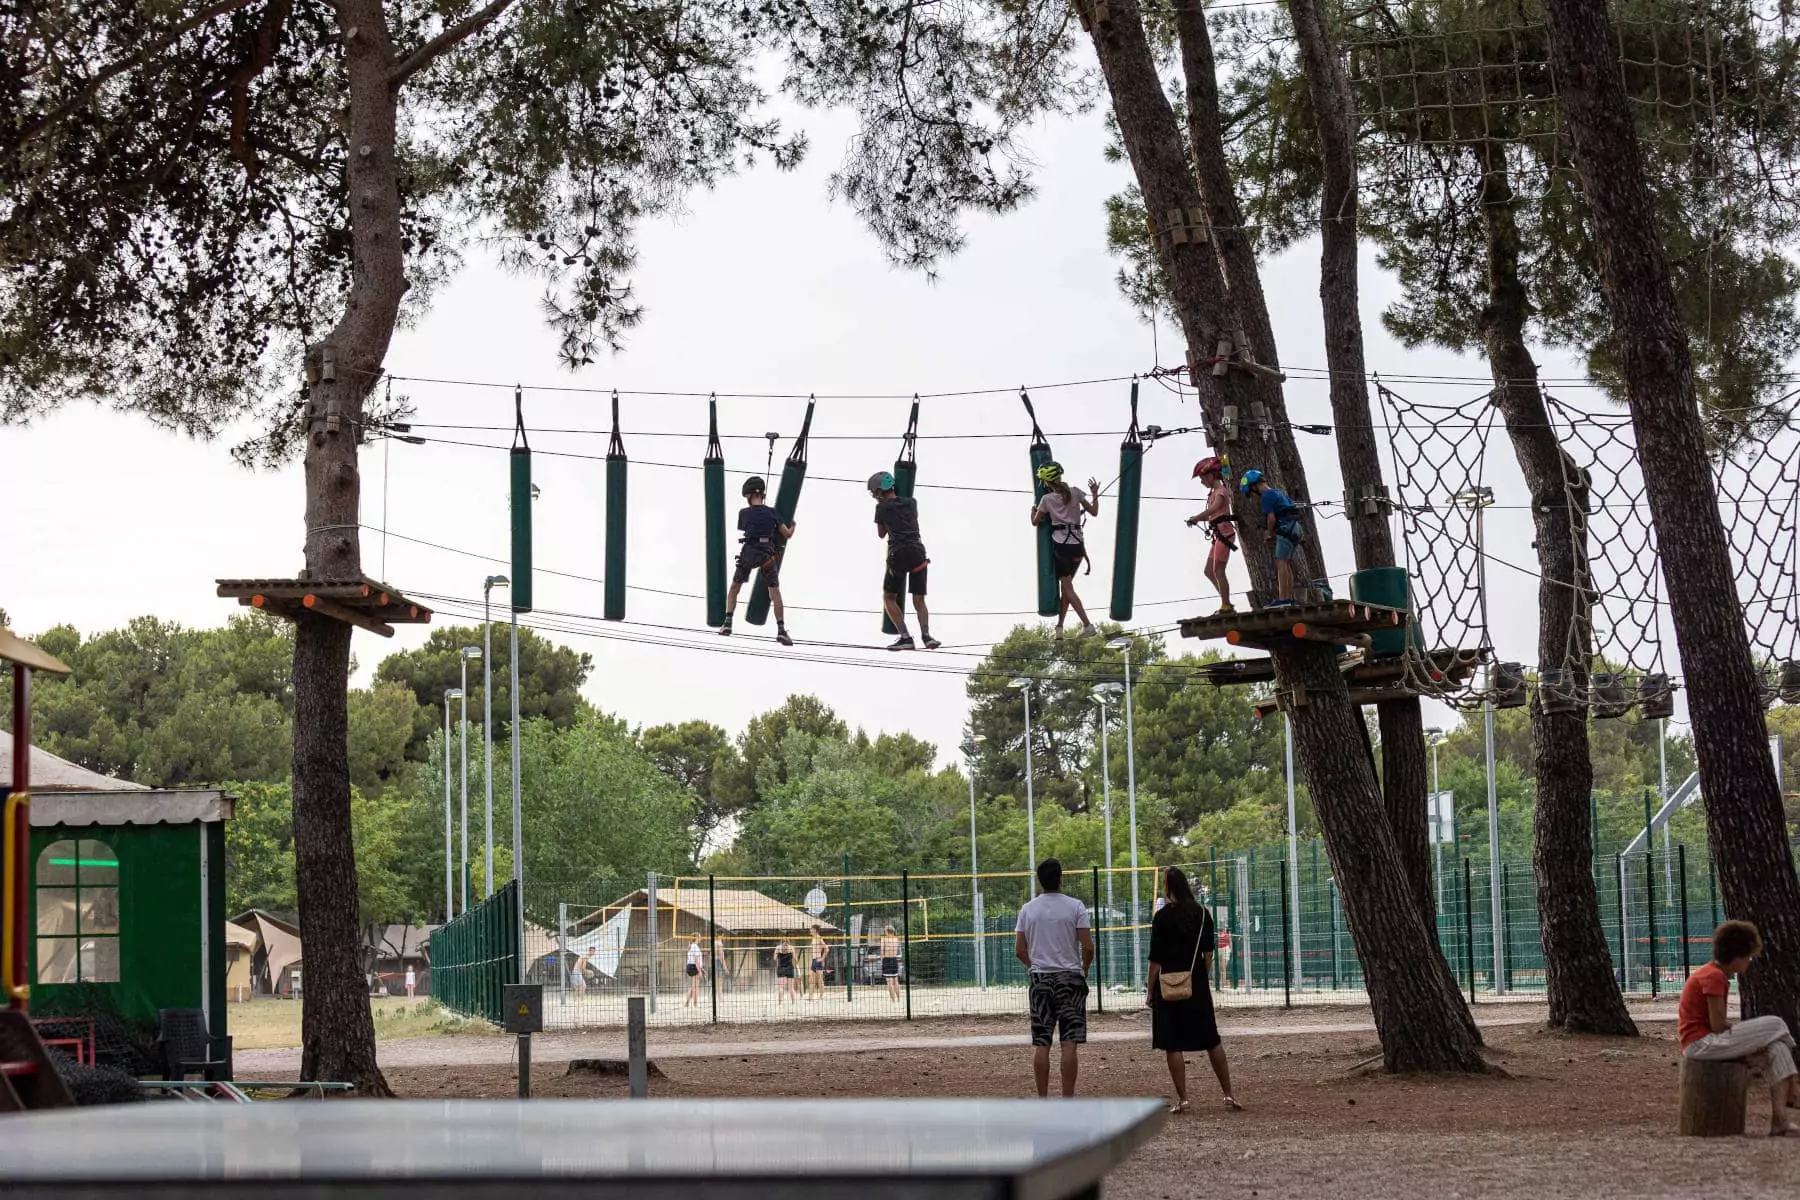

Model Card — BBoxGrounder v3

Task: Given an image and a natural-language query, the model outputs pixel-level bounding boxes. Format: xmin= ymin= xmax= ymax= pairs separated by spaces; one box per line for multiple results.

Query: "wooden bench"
xmin=1679 ymin=1057 xmax=1750 ymax=1136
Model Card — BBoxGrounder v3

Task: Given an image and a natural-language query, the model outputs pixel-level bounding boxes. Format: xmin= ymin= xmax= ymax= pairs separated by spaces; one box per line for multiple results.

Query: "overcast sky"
xmin=8 ymin=100 xmax=1715 ymax=762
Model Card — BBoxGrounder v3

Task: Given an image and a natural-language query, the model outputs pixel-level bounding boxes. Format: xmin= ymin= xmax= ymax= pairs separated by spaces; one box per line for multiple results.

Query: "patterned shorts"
xmin=1028 ymin=971 xmax=1089 ymax=1046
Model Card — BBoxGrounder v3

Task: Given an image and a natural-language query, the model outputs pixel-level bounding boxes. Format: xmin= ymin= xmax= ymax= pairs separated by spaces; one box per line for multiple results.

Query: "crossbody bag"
xmin=1158 ymin=916 xmax=1207 ymax=1002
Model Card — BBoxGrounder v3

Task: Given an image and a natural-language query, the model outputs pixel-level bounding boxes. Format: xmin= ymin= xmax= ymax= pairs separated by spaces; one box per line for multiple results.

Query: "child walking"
xmin=1238 ymin=469 xmax=1303 ymax=608
xmin=1030 ymin=461 xmax=1100 ymax=637
xmin=719 ymin=476 xmax=795 ymax=645
xmin=1185 ymin=456 xmax=1237 ymax=615
xmin=867 ymin=472 xmax=940 ymax=651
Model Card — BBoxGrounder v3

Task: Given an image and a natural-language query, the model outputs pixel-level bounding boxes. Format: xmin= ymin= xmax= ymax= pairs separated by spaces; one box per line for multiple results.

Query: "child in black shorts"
xmin=719 ymin=476 xmax=795 ymax=645
xmin=868 ymin=472 xmax=940 ymax=651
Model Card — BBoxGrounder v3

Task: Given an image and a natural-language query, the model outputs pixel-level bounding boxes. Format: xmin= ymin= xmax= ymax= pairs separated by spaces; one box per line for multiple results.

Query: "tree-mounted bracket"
xmin=1343 ymin=484 xmax=1393 ymax=517
xmin=215 ymin=577 xmax=433 ymax=638
xmin=1147 ymin=206 xmax=1209 ymax=249
xmin=1188 ymin=341 xmax=1287 ymax=388
xmin=1073 ymin=0 xmax=1112 ymax=32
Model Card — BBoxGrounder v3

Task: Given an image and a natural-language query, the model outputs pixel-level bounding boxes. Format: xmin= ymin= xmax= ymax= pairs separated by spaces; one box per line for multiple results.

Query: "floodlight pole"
xmin=442 ymin=690 xmax=458 ymax=920
xmin=1285 ymin=714 xmax=1300 ymax=987
xmin=1022 ymin=685 xmax=1037 ymax=895
xmin=458 ymin=658 xmax=471 ymax=912
xmin=1460 ymin=485 xmax=1504 ymax=994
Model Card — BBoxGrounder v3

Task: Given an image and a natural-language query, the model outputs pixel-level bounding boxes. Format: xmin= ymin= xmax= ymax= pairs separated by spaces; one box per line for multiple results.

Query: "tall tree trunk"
xmin=291 ymin=0 xmax=410 ymax=1095
xmin=1472 ymin=140 xmax=1635 ymax=1035
xmin=1541 ymin=0 xmax=1800 ymax=1034
xmin=1091 ymin=0 xmax=1483 ymax=1072
xmin=1283 ymin=0 xmax=1434 ymax=927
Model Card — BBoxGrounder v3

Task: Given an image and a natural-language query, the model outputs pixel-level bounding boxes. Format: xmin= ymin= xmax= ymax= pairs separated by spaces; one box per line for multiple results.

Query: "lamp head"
xmin=462 ymin=646 xmax=482 ymax=660
xmin=484 ymin=574 xmax=510 ymax=590
xmin=1093 ymin=683 xmax=1123 ymax=700
xmin=1105 ymin=635 xmax=1133 ymax=651
xmin=445 ymin=687 xmax=464 ymax=700
xmin=1007 ymin=677 xmax=1031 ymax=690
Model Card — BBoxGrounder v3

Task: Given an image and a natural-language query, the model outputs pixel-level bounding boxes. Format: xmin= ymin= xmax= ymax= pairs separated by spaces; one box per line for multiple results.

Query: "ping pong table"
xmin=0 ymin=1097 xmax=1164 ymax=1199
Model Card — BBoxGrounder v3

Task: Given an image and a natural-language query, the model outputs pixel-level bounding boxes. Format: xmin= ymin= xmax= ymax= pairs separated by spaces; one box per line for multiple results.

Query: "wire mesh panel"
xmin=432 ymin=880 xmax=519 ymax=1025
xmin=466 ymin=842 xmax=1728 ymax=1029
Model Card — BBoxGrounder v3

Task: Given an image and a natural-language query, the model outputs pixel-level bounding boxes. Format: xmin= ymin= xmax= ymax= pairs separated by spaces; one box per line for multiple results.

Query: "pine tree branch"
xmin=10 ymin=0 xmax=258 ymax=148
xmin=387 ymin=0 xmax=522 ymax=89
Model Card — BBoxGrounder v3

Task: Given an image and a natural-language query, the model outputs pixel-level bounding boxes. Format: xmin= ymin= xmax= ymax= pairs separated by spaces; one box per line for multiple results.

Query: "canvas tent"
xmin=231 ymin=909 xmax=303 ymax=996
xmin=224 ymin=921 xmax=256 ymax=1002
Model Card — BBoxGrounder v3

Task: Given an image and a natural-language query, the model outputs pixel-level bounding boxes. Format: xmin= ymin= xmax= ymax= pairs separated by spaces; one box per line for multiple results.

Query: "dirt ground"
xmin=360 ymin=1018 xmax=1799 ymax=1199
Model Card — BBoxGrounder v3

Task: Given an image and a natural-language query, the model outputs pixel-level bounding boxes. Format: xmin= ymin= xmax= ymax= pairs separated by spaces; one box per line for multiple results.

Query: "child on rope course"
xmin=1031 ymin=461 xmax=1100 ymax=638
xmin=1239 ymin=469 xmax=1303 ymax=608
xmin=1185 ymin=456 xmax=1237 ymax=615
xmin=868 ymin=471 xmax=940 ymax=651
xmin=718 ymin=475 xmax=795 ymax=645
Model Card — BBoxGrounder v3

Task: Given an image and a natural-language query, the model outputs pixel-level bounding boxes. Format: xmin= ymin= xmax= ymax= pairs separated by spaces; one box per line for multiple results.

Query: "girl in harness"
xmin=1030 ymin=461 xmax=1101 ymax=638
xmin=1240 ymin=469 xmax=1303 ymax=608
xmin=1185 ymin=456 xmax=1237 ymax=615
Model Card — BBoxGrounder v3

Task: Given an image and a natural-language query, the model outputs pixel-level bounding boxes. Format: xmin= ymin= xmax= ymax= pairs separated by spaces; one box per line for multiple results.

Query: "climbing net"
xmin=1716 ymin=413 xmax=1800 ymax=685
xmin=1374 ymin=385 xmax=1497 ymax=705
xmin=1378 ymin=383 xmax=1800 ymax=710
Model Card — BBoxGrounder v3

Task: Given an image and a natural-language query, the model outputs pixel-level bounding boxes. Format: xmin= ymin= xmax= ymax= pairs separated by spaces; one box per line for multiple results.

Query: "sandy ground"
xmin=238 ymin=1000 xmax=1660 ymax=1072
xmin=337 ymin=1019 xmax=1797 ymax=1199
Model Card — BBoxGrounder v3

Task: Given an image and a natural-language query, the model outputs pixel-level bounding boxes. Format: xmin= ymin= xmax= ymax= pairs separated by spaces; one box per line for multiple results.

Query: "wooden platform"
xmin=1179 ymin=599 xmax=1409 ymax=653
xmin=1213 ymin=646 xmax=1489 ymax=717
xmin=216 ymin=578 xmax=433 ymax=638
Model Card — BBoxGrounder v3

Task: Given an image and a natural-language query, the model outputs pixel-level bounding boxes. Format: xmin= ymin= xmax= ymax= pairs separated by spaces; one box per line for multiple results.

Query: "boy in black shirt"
xmin=868 ymin=472 xmax=939 ymax=651
xmin=720 ymin=476 xmax=795 ymax=645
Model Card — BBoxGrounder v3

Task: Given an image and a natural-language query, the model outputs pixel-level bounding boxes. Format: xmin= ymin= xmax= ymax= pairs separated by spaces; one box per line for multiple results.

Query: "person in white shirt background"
xmin=1015 ymin=858 xmax=1095 ymax=1096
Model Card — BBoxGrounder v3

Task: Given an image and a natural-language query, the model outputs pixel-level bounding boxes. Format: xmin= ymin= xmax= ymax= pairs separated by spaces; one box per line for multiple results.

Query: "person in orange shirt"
xmin=1678 ymin=919 xmax=1800 ymax=1136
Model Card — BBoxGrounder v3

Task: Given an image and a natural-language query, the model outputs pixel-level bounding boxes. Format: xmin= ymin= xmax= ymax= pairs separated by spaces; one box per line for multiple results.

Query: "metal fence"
xmin=431 ymin=879 xmax=520 ymax=1025
xmin=430 ymin=845 xmax=1726 ymax=1030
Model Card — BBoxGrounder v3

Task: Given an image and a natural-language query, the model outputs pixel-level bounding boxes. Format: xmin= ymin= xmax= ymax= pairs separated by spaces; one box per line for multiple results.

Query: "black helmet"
xmin=742 ymin=476 xmax=767 ymax=498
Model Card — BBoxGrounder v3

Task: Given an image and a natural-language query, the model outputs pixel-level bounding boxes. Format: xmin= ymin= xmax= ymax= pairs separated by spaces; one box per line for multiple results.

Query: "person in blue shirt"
xmin=719 ymin=476 xmax=796 ymax=644
xmin=1239 ymin=469 xmax=1303 ymax=607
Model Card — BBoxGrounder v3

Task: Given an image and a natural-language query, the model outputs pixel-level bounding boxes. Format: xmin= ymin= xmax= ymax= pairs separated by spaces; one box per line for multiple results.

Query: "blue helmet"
xmin=1239 ymin=468 xmax=1264 ymax=495
xmin=868 ymin=471 xmax=896 ymax=494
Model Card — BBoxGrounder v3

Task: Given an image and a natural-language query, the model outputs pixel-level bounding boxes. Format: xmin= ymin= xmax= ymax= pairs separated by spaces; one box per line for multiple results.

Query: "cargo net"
xmin=1374 ymin=384 xmax=1496 ymax=706
xmin=1716 ymin=416 xmax=1800 ymax=692
xmin=1380 ymin=382 xmax=1800 ymax=710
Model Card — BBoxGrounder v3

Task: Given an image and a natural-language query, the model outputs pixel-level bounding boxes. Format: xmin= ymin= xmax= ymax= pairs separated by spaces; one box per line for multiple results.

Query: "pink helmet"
xmin=1193 ymin=456 xmax=1223 ymax=479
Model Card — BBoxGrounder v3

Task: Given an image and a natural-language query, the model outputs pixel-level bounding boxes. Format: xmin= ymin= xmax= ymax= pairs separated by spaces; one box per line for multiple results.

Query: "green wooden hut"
xmin=1 ymin=731 xmax=230 ymax=1039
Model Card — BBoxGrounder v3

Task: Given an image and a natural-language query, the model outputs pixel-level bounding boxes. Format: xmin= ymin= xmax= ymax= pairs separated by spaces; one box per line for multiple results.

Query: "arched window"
xmin=35 ymin=839 xmax=120 ymax=984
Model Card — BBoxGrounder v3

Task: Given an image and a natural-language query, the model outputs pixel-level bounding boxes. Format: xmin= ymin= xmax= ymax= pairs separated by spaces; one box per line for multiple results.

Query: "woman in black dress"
xmin=1147 ymin=866 xmax=1241 ymax=1114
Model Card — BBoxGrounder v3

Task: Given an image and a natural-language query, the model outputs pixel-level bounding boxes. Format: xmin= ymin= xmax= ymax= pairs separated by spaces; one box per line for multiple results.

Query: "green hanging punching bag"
xmin=746 ymin=398 xmax=815 ymax=626
xmin=882 ymin=398 xmax=921 ymax=635
xmin=1023 ymin=391 xmax=1058 ymax=618
xmin=510 ymin=387 xmax=534 ymax=614
xmin=1110 ymin=381 xmax=1143 ymax=622
xmin=604 ymin=392 xmax=628 ymax=621
xmin=703 ymin=396 xmax=727 ymax=628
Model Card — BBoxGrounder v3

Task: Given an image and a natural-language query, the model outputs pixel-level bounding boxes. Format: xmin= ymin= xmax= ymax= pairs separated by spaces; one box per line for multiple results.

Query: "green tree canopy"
xmin=374 ymin=623 xmax=594 ymax=760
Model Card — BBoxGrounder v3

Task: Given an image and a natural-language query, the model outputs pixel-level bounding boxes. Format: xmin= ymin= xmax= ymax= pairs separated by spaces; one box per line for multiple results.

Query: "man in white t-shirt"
xmin=1014 ymin=858 xmax=1095 ymax=1097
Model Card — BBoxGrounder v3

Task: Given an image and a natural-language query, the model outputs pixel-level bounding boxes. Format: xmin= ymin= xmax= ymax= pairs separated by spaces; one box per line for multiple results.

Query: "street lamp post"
xmin=1455 ymin=485 xmax=1503 ymax=993
xmin=1093 ymin=684 xmax=1123 ymax=923
xmin=962 ymin=734 xmax=987 ymax=989
xmin=460 ymin=646 xmax=483 ymax=895
xmin=483 ymin=576 xmax=508 ymax=902
xmin=443 ymin=688 xmax=461 ymax=920
xmin=1105 ymin=635 xmax=1141 ymax=985
xmin=1008 ymin=678 xmax=1037 ymax=895
xmin=1284 ymin=713 xmax=1300 ymax=987
xmin=1426 ymin=727 xmax=1445 ymax=916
